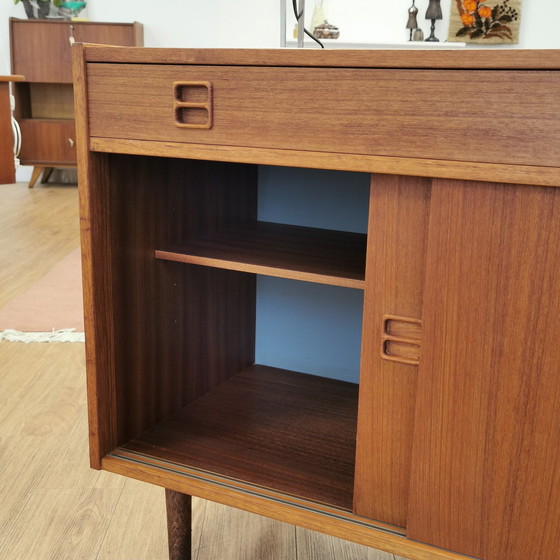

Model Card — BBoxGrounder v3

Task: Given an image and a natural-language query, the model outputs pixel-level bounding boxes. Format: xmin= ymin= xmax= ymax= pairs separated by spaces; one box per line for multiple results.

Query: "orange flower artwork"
xmin=448 ymin=0 xmax=521 ymax=44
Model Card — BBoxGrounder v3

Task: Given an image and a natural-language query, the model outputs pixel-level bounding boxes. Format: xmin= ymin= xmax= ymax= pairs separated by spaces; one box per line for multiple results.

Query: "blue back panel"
xmin=255 ymin=166 xmax=371 ymax=383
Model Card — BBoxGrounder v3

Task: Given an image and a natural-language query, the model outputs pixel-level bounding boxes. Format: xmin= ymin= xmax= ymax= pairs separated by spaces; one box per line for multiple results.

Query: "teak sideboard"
xmin=73 ymin=45 xmax=560 ymax=560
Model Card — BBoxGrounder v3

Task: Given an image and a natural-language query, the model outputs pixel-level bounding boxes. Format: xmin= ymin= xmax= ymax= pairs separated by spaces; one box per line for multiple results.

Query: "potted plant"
xmin=13 ymin=0 xmax=60 ymax=19
xmin=13 ymin=0 xmax=86 ymax=19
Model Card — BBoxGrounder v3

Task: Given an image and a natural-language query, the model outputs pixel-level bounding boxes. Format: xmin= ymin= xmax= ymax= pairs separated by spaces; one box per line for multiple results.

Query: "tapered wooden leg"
xmin=41 ymin=167 xmax=54 ymax=184
xmin=165 ymin=489 xmax=192 ymax=560
xmin=28 ymin=166 xmax=44 ymax=188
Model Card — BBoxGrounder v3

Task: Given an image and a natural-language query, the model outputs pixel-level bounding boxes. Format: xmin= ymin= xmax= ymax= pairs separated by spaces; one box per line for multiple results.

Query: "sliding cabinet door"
xmin=407 ymin=179 xmax=560 ymax=560
xmin=354 ymin=174 xmax=430 ymax=528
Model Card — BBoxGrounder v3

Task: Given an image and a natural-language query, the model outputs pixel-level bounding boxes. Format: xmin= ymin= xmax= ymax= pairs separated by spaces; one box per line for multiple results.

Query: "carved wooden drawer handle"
xmin=380 ymin=314 xmax=422 ymax=366
xmin=173 ymin=81 xmax=213 ymax=129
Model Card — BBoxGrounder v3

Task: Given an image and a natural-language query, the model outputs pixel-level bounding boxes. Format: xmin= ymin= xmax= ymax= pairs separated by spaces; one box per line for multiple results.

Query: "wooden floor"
xmin=0 ymin=182 xmax=402 ymax=560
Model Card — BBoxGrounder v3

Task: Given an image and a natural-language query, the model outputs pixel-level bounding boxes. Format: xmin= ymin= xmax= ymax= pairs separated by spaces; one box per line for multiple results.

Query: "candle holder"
xmin=425 ymin=0 xmax=442 ymax=42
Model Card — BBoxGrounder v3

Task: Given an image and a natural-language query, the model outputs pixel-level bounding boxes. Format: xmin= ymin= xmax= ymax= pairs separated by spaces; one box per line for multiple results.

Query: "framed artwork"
xmin=447 ymin=0 xmax=521 ymax=44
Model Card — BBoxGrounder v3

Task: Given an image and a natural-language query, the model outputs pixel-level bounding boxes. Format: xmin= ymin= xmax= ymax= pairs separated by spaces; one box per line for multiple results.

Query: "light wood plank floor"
xmin=0 ymin=182 xmax=403 ymax=560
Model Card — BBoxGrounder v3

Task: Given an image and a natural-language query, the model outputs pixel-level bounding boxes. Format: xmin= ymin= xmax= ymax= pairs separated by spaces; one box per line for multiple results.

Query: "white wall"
xmin=1 ymin=0 xmax=559 ymax=181
xmin=291 ymin=0 xmax=560 ymax=49
xmin=3 ymin=0 xmax=560 ymax=74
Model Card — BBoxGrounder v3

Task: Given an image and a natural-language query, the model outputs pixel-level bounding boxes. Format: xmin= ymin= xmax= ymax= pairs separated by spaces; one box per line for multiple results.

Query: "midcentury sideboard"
xmin=73 ymin=45 xmax=560 ymax=560
xmin=10 ymin=18 xmax=143 ymax=187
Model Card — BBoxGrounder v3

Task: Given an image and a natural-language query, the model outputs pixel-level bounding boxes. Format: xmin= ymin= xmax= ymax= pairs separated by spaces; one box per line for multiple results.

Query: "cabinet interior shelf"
xmin=120 ymin=365 xmax=358 ymax=510
xmin=155 ymin=221 xmax=367 ymax=289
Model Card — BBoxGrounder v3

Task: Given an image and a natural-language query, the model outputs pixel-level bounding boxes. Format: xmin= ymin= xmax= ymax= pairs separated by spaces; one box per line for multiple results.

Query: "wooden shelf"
xmin=156 ymin=221 xmax=367 ymax=289
xmin=121 ymin=365 xmax=358 ymax=510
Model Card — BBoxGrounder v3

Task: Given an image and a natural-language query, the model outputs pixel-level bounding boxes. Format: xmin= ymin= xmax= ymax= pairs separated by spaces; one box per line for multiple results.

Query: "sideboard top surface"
xmin=10 ymin=17 xmax=141 ymax=27
xmin=81 ymin=44 xmax=560 ymax=69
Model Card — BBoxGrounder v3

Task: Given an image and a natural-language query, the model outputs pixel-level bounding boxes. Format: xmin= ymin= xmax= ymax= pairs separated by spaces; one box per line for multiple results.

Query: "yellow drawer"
xmin=86 ymin=63 xmax=560 ymax=168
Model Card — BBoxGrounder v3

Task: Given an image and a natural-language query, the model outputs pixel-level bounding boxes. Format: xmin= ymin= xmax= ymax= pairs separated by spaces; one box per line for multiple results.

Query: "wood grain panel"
xmin=156 ymin=221 xmax=367 ymax=289
xmin=73 ymin=42 xmax=121 ymax=468
xmin=408 ymin=180 xmax=560 ymax=560
xmin=101 ymin=454 xmax=473 ymax=560
xmin=90 ymin=136 xmax=560 ymax=188
xmin=0 ymin=81 xmax=15 ymax=184
xmin=123 ymin=365 xmax=358 ymax=510
xmin=87 ymin=63 xmax=560 ymax=168
xmin=29 ymin=83 xmax=75 ymax=119
xmin=18 ymin=119 xmax=76 ymax=165
xmin=0 ymin=76 xmax=22 ymax=184
xmin=11 ymin=19 xmax=142 ymax=83
xmin=354 ymin=174 xmax=431 ymax=527
xmin=106 ymin=154 xmax=258 ymax=445
xmin=82 ymin=45 xmax=560 ymax=70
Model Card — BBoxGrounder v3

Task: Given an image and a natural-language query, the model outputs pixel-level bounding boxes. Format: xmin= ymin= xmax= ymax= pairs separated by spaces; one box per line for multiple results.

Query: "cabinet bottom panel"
xmin=119 ymin=364 xmax=358 ymax=510
xmin=101 ymin=449 xmax=473 ymax=560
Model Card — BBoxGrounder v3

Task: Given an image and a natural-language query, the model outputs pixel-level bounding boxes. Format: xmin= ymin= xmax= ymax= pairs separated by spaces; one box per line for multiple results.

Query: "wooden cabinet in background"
xmin=74 ymin=45 xmax=560 ymax=560
xmin=10 ymin=18 xmax=142 ymax=186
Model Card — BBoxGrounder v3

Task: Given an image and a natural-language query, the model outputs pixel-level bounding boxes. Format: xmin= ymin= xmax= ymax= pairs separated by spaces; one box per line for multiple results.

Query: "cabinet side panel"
xmin=408 ymin=180 xmax=560 ymax=560
xmin=80 ymin=152 xmax=118 ymax=467
xmin=0 ymin=83 xmax=15 ymax=184
xmin=354 ymin=174 xmax=431 ymax=527
xmin=107 ymin=155 xmax=257 ymax=445
xmin=74 ymin=42 xmax=118 ymax=468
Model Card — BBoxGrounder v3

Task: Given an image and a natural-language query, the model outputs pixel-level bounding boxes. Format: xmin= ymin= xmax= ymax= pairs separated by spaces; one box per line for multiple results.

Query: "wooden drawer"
xmin=19 ymin=119 xmax=76 ymax=164
xmin=87 ymin=63 xmax=560 ymax=168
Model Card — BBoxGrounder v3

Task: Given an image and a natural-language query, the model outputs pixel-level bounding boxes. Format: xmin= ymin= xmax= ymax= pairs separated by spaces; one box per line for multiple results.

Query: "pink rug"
xmin=0 ymin=247 xmax=84 ymax=333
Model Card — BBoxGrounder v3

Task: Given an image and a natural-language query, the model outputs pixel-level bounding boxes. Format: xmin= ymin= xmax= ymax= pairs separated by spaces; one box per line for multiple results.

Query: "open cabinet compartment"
xmin=97 ymin=153 xmax=370 ymax=511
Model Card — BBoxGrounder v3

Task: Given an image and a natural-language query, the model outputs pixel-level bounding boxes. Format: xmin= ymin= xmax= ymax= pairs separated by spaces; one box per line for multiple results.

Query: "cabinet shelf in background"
xmin=156 ymin=221 xmax=367 ymax=289
xmin=119 ymin=365 xmax=358 ymax=510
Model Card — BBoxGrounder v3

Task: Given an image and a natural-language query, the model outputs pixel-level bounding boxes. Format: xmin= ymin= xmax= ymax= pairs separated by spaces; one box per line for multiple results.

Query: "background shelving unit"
xmin=9 ymin=18 xmax=142 ymax=186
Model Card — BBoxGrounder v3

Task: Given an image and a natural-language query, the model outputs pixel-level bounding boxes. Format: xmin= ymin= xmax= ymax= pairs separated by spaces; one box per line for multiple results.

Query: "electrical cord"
xmin=291 ymin=0 xmax=324 ymax=48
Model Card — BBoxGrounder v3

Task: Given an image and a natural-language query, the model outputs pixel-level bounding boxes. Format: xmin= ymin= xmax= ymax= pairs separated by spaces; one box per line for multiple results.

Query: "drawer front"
xmin=87 ymin=63 xmax=560 ymax=168
xmin=19 ymin=119 xmax=76 ymax=164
